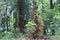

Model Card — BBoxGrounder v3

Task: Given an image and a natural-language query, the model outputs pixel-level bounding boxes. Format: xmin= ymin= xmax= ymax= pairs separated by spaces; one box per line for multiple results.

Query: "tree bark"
xmin=50 ymin=0 xmax=53 ymax=9
xmin=31 ymin=0 xmax=44 ymax=38
xmin=18 ymin=0 xmax=25 ymax=33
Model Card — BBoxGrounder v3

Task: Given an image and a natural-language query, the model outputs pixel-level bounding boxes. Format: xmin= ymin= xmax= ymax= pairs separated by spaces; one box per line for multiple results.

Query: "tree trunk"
xmin=31 ymin=0 xmax=44 ymax=38
xmin=6 ymin=2 xmax=9 ymax=31
xmin=50 ymin=0 xmax=53 ymax=9
xmin=18 ymin=0 xmax=25 ymax=33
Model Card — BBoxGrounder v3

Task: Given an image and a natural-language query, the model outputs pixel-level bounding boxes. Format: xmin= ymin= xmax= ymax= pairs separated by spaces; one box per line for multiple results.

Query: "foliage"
xmin=0 ymin=0 xmax=60 ymax=39
xmin=25 ymin=21 xmax=36 ymax=27
xmin=25 ymin=21 xmax=36 ymax=33
xmin=10 ymin=17 xmax=15 ymax=24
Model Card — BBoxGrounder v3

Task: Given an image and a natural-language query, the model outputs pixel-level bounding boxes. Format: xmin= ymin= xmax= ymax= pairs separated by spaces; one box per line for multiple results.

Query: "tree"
xmin=30 ymin=0 xmax=44 ymax=38
xmin=50 ymin=0 xmax=53 ymax=9
xmin=18 ymin=0 xmax=28 ymax=33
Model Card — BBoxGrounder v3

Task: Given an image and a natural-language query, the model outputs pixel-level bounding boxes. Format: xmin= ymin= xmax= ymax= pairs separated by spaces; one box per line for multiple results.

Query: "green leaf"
xmin=25 ymin=21 xmax=36 ymax=27
xmin=10 ymin=17 xmax=15 ymax=23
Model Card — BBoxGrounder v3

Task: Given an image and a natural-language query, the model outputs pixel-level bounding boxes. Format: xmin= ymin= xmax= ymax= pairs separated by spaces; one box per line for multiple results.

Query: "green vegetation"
xmin=0 ymin=0 xmax=60 ymax=40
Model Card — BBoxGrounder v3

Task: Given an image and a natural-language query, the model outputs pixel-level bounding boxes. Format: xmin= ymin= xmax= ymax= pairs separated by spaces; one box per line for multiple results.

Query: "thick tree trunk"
xmin=31 ymin=0 xmax=44 ymax=38
xmin=18 ymin=0 xmax=25 ymax=33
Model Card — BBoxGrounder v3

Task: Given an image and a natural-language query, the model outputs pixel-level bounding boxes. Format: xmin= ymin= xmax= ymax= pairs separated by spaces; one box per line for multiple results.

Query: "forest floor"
xmin=26 ymin=37 xmax=60 ymax=40
xmin=25 ymin=35 xmax=60 ymax=40
xmin=0 ymin=35 xmax=60 ymax=40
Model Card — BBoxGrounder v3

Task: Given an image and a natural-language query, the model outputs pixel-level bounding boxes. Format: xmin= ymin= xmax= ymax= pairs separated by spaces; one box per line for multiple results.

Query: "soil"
xmin=26 ymin=36 xmax=60 ymax=40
